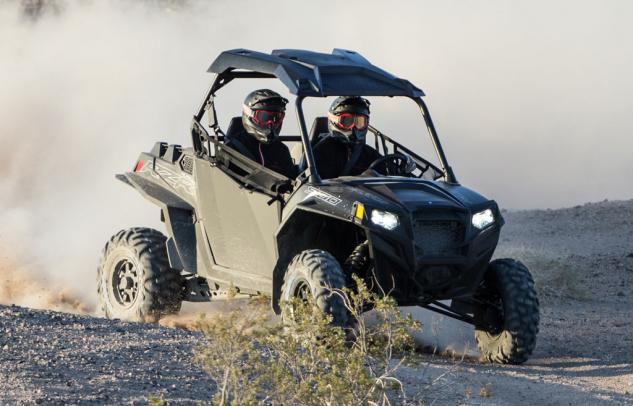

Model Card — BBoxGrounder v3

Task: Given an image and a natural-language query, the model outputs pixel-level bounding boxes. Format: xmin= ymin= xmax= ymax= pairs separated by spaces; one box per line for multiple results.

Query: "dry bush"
xmin=495 ymin=246 xmax=587 ymax=299
xmin=479 ymin=384 xmax=492 ymax=398
xmin=538 ymin=259 xmax=587 ymax=299
xmin=194 ymin=276 xmax=422 ymax=406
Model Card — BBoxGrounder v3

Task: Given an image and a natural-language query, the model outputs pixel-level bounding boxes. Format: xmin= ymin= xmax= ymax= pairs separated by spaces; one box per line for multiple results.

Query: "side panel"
xmin=121 ymin=153 xmax=200 ymax=275
xmin=194 ymin=158 xmax=279 ymax=287
xmin=165 ymin=206 xmax=197 ymax=272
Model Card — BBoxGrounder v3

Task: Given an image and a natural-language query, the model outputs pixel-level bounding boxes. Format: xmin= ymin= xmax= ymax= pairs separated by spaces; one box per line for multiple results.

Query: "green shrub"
xmin=195 ymin=275 xmax=422 ymax=405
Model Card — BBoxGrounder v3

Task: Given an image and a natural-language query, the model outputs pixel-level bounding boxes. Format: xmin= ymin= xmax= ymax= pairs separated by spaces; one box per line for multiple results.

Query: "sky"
xmin=0 ymin=0 xmax=631 ymax=304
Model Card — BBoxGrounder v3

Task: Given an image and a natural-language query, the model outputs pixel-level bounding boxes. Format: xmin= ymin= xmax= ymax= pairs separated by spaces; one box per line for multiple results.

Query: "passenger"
xmin=312 ymin=96 xmax=380 ymax=179
xmin=225 ymin=89 xmax=298 ymax=179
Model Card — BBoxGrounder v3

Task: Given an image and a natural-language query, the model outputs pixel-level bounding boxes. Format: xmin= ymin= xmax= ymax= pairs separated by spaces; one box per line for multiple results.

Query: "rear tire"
xmin=97 ymin=227 xmax=184 ymax=322
xmin=281 ymin=249 xmax=349 ymax=327
xmin=474 ymin=258 xmax=539 ymax=364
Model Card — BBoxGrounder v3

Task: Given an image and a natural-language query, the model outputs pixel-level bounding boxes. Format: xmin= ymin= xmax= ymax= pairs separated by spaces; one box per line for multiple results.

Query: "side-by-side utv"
xmin=97 ymin=49 xmax=539 ymax=364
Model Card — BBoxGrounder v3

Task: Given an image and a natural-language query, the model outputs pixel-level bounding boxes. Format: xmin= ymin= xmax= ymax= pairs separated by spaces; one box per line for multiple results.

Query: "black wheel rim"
xmin=294 ymin=280 xmax=311 ymax=302
xmin=112 ymin=259 xmax=139 ymax=308
xmin=286 ymin=279 xmax=312 ymax=321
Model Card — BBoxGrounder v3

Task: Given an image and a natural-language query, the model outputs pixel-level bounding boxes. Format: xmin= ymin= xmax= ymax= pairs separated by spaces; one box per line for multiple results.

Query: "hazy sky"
xmin=0 ymin=0 xmax=632 ymax=302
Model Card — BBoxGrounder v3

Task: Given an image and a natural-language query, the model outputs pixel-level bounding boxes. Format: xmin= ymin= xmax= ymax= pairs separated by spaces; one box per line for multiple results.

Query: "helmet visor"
xmin=243 ymin=105 xmax=285 ymax=126
xmin=328 ymin=112 xmax=369 ymax=131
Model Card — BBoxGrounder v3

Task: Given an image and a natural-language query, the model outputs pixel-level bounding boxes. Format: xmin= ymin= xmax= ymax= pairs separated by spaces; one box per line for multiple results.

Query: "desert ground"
xmin=1 ymin=199 xmax=632 ymax=405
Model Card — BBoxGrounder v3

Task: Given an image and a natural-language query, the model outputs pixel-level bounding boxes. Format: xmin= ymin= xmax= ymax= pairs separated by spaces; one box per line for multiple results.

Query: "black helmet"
xmin=328 ymin=96 xmax=371 ymax=143
xmin=242 ymin=89 xmax=288 ymax=144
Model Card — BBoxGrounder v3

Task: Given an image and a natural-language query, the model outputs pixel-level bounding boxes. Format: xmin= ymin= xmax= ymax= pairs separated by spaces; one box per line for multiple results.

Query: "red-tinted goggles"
xmin=328 ymin=112 xmax=369 ymax=130
xmin=243 ymin=105 xmax=285 ymax=126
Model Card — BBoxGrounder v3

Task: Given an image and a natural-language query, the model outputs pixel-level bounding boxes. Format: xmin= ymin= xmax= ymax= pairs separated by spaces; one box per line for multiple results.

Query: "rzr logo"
xmin=141 ymin=161 xmax=196 ymax=197
xmin=304 ymin=186 xmax=341 ymax=206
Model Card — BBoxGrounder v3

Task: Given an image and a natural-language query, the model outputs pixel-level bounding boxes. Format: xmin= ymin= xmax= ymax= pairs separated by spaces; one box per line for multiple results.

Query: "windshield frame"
xmin=191 ymin=75 xmax=458 ymax=186
xmin=294 ymin=95 xmax=458 ymax=184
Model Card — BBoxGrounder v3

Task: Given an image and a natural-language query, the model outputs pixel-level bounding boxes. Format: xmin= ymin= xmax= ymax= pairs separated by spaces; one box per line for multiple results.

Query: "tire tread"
xmin=475 ymin=258 xmax=540 ymax=364
xmin=281 ymin=249 xmax=349 ymax=327
xmin=97 ymin=227 xmax=183 ymax=322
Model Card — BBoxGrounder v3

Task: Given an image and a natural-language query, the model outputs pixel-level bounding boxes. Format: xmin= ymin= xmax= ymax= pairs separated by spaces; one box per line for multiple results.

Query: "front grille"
xmin=413 ymin=220 xmax=464 ymax=258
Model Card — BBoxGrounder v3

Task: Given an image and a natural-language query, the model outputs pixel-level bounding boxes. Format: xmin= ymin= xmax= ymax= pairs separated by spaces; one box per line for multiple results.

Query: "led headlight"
xmin=371 ymin=210 xmax=399 ymax=230
xmin=472 ymin=209 xmax=494 ymax=229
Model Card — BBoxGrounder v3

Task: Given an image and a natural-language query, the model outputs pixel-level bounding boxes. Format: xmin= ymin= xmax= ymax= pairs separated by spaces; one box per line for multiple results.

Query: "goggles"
xmin=328 ymin=112 xmax=369 ymax=131
xmin=243 ymin=105 xmax=285 ymax=126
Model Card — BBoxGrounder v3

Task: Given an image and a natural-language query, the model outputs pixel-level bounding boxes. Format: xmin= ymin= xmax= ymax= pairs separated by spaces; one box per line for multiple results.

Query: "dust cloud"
xmin=0 ymin=0 xmax=632 ymax=317
xmin=0 ymin=249 xmax=89 ymax=313
xmin=158 ymin=299 xmax=253 ymax=331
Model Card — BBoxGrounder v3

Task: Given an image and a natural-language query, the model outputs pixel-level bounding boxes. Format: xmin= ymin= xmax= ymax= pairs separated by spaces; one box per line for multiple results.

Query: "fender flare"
xmin=117 ymin=173 xmax=197 ymax=273
xmin=270 ymin=206 xmax=365 ymax=314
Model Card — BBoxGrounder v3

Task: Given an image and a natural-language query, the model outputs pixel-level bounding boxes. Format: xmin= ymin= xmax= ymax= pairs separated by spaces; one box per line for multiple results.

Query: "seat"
xmin=225 ymin=116 xmax=244 ymax=140
xmin=222 ymin=116 xmax=259 ymax=162
xmin=309 ymin=116 xmax=329 ymax=144
xmin=294 ymin=116 xmax=330 ymax=171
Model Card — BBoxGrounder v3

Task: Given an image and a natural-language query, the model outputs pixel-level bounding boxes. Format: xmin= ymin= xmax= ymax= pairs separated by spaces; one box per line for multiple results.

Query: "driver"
xmin=312 ymin=96 xmax=381 ymax=179
xmin=225 ymin=89 xmax=298 ymax=179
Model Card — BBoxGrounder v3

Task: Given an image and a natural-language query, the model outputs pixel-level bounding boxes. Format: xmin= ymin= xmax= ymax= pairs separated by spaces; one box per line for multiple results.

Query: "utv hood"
xmin=343 ymin=178 xmax=492 ymax=213
xmin=285 ymin=177 xmax=499 ymax=230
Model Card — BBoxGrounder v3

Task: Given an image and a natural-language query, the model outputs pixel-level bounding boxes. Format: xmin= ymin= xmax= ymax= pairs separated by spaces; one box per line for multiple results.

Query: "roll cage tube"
xmin=192 ymin=74 xmax=456 ymax=184
xmin=413 ymin=96 xmax=458 ymax=184
xmin=295 ymin=96 xmax=322 ymax=184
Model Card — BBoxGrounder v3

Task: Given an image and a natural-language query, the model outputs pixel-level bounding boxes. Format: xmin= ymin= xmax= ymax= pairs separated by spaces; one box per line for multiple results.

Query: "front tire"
xmin=97 ymin=227 xmax=183 ymax=322
xmin=474 ymin=258 xmax=540 ymax=364
xmin=281 ymin=249 xmax=349 ymax=327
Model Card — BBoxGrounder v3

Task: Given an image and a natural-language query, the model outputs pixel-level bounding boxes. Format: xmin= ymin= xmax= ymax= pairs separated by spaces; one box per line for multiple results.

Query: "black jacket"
xmin=225 ymin=130 xmax=298 ymax=179
xmin=312 ymin=134 xmax=381 ymax=179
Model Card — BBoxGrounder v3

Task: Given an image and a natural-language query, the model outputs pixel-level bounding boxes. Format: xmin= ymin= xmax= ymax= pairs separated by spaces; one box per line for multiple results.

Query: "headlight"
xmin=371 ymin=210 xmax=399 ymax=230
xmin=472 ymin=209 xmax=494 ymax=229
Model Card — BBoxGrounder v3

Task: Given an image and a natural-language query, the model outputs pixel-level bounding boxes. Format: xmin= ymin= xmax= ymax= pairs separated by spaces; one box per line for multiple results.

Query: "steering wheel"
xmin=368 ymin=153 xmax=417 ymax=176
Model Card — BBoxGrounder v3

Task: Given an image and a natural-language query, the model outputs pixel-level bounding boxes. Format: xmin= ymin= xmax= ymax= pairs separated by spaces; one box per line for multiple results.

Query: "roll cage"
xmin=190 ymin=48 xmax=458 ymax=193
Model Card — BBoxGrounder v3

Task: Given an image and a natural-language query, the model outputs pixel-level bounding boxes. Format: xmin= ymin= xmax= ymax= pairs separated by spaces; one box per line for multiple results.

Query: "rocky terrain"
xmin=1 ymin=199 xmax=632 ymax=405
xmin=0 ymin=306 xmax=213 ymax=404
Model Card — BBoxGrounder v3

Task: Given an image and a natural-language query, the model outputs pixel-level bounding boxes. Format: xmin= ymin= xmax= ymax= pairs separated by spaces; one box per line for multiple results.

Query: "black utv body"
xmin=98 ymin=49 xmax=539 ymax=364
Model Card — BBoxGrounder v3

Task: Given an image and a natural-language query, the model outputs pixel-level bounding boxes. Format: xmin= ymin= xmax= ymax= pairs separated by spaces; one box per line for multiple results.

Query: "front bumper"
xmin=367 ymin=208 xmax=501 ymax=304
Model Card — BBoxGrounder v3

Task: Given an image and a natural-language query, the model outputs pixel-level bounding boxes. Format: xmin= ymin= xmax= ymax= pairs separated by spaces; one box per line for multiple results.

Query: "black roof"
xmin=208 ymin=49 xmax=424 ymax=98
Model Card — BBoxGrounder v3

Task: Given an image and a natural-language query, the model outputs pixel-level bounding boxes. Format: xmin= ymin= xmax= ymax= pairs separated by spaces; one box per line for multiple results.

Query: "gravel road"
xmin=0 ymin=307 xmax=213 ymax=404
xmin=1 ymin=199 xmax=632 ymax=405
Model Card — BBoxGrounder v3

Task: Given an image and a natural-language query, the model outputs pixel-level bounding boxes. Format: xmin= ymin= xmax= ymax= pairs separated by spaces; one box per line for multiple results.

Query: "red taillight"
xmin=134 ymin=160 xmax=144 ymax=172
